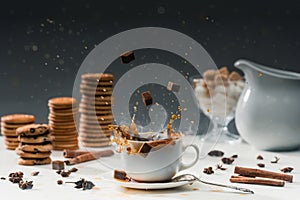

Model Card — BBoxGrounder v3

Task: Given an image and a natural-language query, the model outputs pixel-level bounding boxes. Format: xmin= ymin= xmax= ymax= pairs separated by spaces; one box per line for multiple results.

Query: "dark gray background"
xmin=1 ymin=0 xmax=299 ymax=133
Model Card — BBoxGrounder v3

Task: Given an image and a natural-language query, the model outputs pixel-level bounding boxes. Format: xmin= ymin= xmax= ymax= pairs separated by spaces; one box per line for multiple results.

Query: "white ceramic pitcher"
xmin=234 ymin=59 xmax=300 ymax=151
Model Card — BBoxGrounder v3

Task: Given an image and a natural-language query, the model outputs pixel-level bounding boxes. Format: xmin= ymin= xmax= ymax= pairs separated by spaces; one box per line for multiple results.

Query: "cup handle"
xmin=179 ymin=144 xmax=200 ymax=171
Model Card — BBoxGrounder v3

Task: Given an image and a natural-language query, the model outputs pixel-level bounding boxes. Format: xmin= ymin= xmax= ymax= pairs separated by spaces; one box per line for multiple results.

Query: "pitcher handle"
xmin=179 ymin=144 xmax=200 ymax=171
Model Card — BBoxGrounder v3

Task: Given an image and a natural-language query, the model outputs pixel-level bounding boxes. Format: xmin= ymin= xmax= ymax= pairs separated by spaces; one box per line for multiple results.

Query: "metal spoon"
xmin=171 ymin=174 xmax=254 ymax=194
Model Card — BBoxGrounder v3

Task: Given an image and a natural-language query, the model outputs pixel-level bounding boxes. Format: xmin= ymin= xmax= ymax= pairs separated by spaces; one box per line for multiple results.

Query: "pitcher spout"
xmin=234 ymin=59 xmax=300 ymax=80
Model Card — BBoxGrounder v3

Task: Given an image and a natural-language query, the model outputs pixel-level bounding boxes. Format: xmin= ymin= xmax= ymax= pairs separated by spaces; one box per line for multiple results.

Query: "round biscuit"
xmin=80 ymin=141 xmax=111 ymax=148
xmin=81 ymin=73 xmax=114 ymax=81
xmin=18 ymin=134 xmax=54 ymax=144
xmin=18 ymin=143 xmax=53 ymax=152
xmin=1 ymin=114 xmax=35 ymax=124
xmin=16 ymin=124 xmax=49 ymax=136
xmin=17 ymin=157 xmax=51 ymax=165
xmin=81 ymin=79 xmax=114 ymax=87
xmin=48 ymin=97 xmax=77 ymax=106
xmin=80 ymin=89 xmax=113 ymax=96
xmin=16 ymin=149 xmax=51 ymax=159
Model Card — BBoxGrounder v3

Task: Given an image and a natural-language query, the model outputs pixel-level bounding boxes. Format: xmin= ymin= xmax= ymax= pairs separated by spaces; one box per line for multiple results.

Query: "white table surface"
xmin=0 ymin=136 xmax=299 ymax=200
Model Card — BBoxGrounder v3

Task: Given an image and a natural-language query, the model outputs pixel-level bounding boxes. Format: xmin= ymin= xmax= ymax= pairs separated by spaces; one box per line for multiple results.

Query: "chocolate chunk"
xmin=221 ymin=157 xmax=235 ymax=165
xmin=0 ymin=177 xmax=6 ymax=180
xmin=208 ymin=150 xmax=224 ymax=157
xmin=142 ymin=91 xmax=153 ymax=106
xmin=30 ymin=128 xmax=35 ymax=133
xmin=120 ymin=51 xmax=135 ymax=64
xmin=31 ymin=171 xmax=39 ymax=176
xmin=231 ymin=154 xmax=238 ymax=158
xmin=57 ymin=180 xmax=63 ymax=185
xmin=113 ymin=170 xmax=129 ymax=181
xmin=56 ymin=170 xmax=62 ymax=174
xmin=9 ymin=177 xmax=22 ymax=183
xmin=257 ymin=163 xmax=265 ymax=168
xmin=281 ymin=167 xmax=293 ymax=173
xmin=139 ymin=143 xmax=152 ymax=154
xmin=216 ymin=164 xmax=227 ymax=170
xmin=257 ymin=155 xmax=264 ymax=160
xmin=167 ymin=81 xmax=180 ymax=92
xmin=52 ymin=160 xmax=65 ymax=170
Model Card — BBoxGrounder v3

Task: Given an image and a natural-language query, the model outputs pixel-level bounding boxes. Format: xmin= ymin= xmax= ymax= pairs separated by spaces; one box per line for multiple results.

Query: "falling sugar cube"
xmin=167 ymin=81 xmax=180 ymax=92
xmin=120 ymin=51 xmax=135 ymax=64
xmin=142 ymin=91 xmax=153 ymax=106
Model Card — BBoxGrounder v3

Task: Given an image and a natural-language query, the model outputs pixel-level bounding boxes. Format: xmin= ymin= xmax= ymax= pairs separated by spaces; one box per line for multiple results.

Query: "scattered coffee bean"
xmin=257 ymin=163 xmax=265 ymax=168
xmin=0 ymin=177 xmax=6 ymax=180
xmin=257 ymin=155 xmax=264 ymax=160
xmin=208 ymin=150 xmax=224 ymax=157
xmin=271 ymin=156 xmax=280 ymax=164
xmin=57 ymin=180 xmax=63 ymax=185
xmin=56 ymin=170 xmax=62 ymax=174
xmin=203 ymin=167 xmax=214 ymax=175
xmin=231 ymin=154 xmax=238 ymax=158
xmin=8 ymin=172 xmax=24 ymax=183
xmin=31 ymin=171 xmax=39 ymax=176
xmin=221 ymin=157 xmax=235 ymax=165
xmin=19 ymin=180 xmax=33 ymax=190
xmin=281 ymin=167 xmax=294 ymax=173
xmin=68 ymin=168 xmax=78 ymax=173
xmin=216 ymin=164 xmax=227 ymax=170
xmin=60 ymin=171 xmax=71 ymax=177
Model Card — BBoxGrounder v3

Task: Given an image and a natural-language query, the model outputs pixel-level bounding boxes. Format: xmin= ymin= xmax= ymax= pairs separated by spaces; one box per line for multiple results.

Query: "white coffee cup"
xmin=120 ymin=136 xmax=199 ymax=182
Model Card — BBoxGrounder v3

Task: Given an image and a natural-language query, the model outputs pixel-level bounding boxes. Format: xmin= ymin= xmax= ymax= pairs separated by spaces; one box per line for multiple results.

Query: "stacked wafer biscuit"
xmin=48 ymin=97 xmax=79 ymax=150
xmin=16 ymin=124 xmax=52 ymax=165
xmin=79 ymin=73 xmax=114 ymax=147
xmin=1 ymin=114 xmax=35 ymax=150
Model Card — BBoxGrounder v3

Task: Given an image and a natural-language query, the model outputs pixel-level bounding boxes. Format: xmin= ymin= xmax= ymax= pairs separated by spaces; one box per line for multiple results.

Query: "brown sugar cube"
xmin=141 ymin=91 xmax=153 ymax=106
xmin=229 ymin=71 xmax=243 ymax=81
xmin=203 ymin=70 xmax=216 ymax=82
xmin=120 ymin=51 xmax=135 ymax=64
xmin=167 ymin=81 xmax=180 ymax=92
xmin=218 ymin=66 xmax=230 ymax=77
xmin=214 ymin=73 xmax=228 ymax=86
xmin=52 ymin=160 xmax=65 ymax=170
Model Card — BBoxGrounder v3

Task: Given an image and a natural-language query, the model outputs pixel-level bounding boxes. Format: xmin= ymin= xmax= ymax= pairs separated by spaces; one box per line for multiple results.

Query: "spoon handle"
xmin=198 ymin=179 xmax=254 ymax=194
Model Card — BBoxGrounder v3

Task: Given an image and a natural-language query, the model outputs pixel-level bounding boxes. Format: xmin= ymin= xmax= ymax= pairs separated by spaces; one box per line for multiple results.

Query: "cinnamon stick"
xmin=63 ymin=150 xmax=91 ymax=158
xmin=230 ymin=175 xmax=285 ymax=187
xmin=234 ymin=166 xmax=293 ymax=182
xmin=65 ymin=149 xmax=114 ymax=165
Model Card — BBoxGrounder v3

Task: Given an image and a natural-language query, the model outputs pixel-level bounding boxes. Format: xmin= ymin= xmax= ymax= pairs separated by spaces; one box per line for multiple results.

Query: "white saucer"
xmin=102 ymin=172 xmax=192 ymax=190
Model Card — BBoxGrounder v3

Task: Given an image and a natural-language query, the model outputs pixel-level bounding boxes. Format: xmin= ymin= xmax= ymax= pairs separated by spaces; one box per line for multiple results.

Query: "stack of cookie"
xmin=79 ymin=73 xmax=114 ymax=147
xmin=16 ymin=124 xmax=52 ymax=165
xmin=1 ymin=114 xmax=35 ymax=150
xmin=48 ymin=97 xmax=79 ymax=150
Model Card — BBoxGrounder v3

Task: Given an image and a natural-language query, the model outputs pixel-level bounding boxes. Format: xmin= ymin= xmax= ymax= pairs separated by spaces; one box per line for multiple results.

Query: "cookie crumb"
xmin=281 ymin=167 xmax=293 ymax=173
xmin=203 ymin=167 xmax=214 ymax=175
xmin=257 ymin=163 xmax=265 ymax=168
xmin=257 ymin=155 xmax=264 ymax=160
xmin=31 ymin=171 xmax=39 ymax=176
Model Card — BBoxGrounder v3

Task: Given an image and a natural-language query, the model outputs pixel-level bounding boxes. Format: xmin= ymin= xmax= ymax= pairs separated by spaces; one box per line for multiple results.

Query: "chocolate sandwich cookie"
xmin=16 ymin=149 xmax=51 ymax=159
xmin=18 ymin=157 xmax=51 ymax=166
xmin=16 ymin=124 xmax=49 ymax=137
xmin=18 ymin=143 xmax=53 ymax=153
xmin=18 ymin=134 xmax=54 ymax=144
